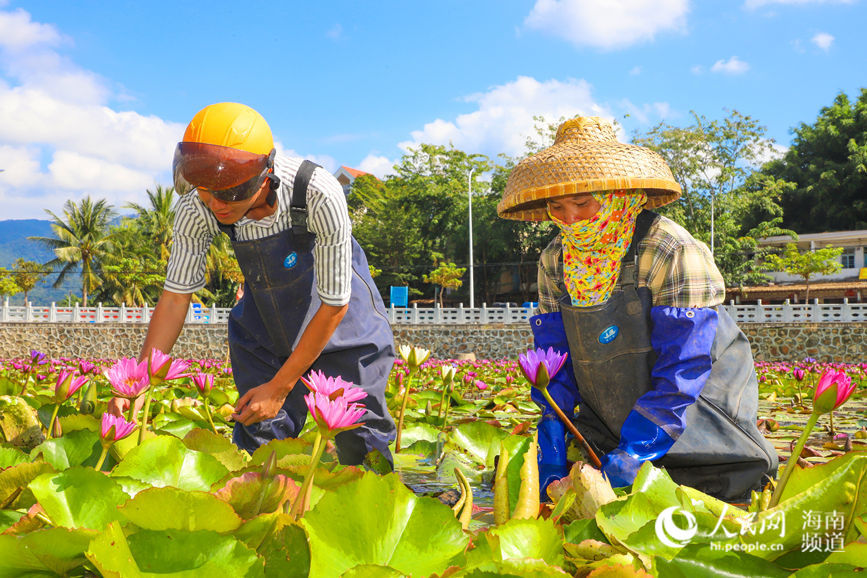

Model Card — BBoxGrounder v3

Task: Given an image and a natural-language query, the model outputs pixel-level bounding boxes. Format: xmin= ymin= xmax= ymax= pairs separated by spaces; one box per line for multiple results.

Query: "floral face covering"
xmin=548 ymin=190 xmax=647 ymax=307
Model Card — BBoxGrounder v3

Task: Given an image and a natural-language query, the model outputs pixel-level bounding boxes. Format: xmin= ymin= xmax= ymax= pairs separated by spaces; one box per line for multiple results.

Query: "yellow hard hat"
xmin=173 ymin=102 xmax=277 ymax=201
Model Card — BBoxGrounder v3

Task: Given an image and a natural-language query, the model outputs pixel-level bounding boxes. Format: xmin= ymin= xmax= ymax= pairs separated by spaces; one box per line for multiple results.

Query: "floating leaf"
xmin=111 ymin=435 xmax=229 ymax=491
xmin=449 ymin=421 xmax=512 ymax=467
xmin=214 ymin=471 xmax=300 ymax=519
xmin=0 ymin=446 xmax=28 ymax=468
xmin=0 ymin=395 xmax=44 ymax=450
xmin=475 ymin=517 xmax=565 ymax=568
xmin=183 ymin=427 xmax=248 ymax=471
xmin=302 ymin=471 xmax=468 ymax=576
xmin=0 ymin=527 xmax=95 ymax=576
xmin=119 ymin=486 xmax=243 ymax=532
xmin=86 ymin=521 xmax=263 ymax=577
xmin=0 ymin=460 xmax=53 ymax=510
xmin=30 ymin=428 xmax=102 ymax=469
xmin=29 ymin=466 xmax=128 ymax=530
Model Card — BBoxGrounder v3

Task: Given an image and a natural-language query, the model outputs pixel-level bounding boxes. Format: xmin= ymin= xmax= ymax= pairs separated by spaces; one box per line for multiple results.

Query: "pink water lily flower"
xmin=192 ymin=372 xmax=214 ymax=396
xmin=54 ymin=370 xmax=90 ymax=403
xmin=148 ymin=349 xmax=192 ymax=385
xmin=518 ymin=347 xmax=568 ymax=390
xmin=300 ymin=369 xmax=367 ymax=403
xmin=304 ymin=391 xmax=366 ymax=437
xmin=813 ymin=369 xmax=856 ymax=415
xmin=792 ymin=367 xmax=805 ymax=381
xmin=106 ymin=357 xmax=150 ymax=400
xmin=100 ymin=412 xmax=137 ymax=442
xmin=474 ymin=379 xmax=488 ymax=391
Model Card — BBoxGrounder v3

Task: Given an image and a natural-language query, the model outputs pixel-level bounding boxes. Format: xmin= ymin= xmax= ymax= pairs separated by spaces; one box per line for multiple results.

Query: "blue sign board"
xmin=390 ymin=286 xmax=409 ymax=307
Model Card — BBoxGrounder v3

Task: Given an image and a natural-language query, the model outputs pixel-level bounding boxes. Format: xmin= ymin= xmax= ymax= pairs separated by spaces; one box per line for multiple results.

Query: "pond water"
xmin=393 ymin=398 xmax=867 ymax=515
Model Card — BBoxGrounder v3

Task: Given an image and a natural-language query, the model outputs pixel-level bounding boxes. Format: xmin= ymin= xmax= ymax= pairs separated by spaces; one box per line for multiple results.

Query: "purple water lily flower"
xmin=518 ymin=347 xmax=568 ymax=390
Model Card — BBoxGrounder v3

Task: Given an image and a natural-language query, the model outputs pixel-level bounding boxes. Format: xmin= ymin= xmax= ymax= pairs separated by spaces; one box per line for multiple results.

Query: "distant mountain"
xmin=0 ymin=219 xmax=78 ymax=304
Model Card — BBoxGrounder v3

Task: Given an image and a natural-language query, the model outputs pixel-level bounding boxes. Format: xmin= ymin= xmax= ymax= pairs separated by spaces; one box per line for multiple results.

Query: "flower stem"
xmin=395 ymin=370 xmax=414 ymax=453
xmin=137 ymin=389 xmax=154 ymax=445
xmin=540 ymin=387 xmax=601 ymax=468
xmin=127 ymin=401 xmax=136 ymax=424
xmin=94 ymin=444 xmax=110 ymax=471
xmin=202 ymin=399 xmax=217 ymax=434
xmin=290 ymin=431 xmax=326 ymax=520
xmin=769 ymin=411 xmax=819 ymax=508
xmin=46 ymin=404 xmax=61 ymax=440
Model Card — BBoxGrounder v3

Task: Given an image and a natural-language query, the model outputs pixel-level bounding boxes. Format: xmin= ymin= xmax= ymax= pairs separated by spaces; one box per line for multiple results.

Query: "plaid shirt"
xmin=537 ymin=214 xmax=725 ymax=313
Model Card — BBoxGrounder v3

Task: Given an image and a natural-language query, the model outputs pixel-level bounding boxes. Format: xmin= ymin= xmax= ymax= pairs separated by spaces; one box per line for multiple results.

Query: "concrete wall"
xmin=0 ymin=322 xmax=864 ymax=362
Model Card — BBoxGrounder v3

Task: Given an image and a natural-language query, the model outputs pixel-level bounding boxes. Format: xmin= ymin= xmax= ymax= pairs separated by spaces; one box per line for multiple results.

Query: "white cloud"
xmin=811 ymin=32 xmax=834 ymax=50
xmin=745 ymin=0 xmax=854 ymax=9
xmin=691 ymin=65 xmax=704 ymax=74
xmin=629 ymin=66 xmax=642 ymax=76
xmin=0 ymin=7 xmax=184 ymax=219
xmin=357 ymin=154 xmax=396 ymax=178
xmin=399 ymin=76 xmax=609 ymax=159
xmin=524 ymin=0 xmax=689 ymax=50
xmin=710 ymin=56 xmax=750 ymax=74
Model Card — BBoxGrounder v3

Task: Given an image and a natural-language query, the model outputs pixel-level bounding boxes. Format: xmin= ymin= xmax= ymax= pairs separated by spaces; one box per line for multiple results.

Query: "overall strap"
xmin=619 ymin=210 xmax=660 ymax=290
xmin=290 ymin=160 xmax=322 ymax=236
xmin=217 ymin=221 xmax=235 ymax=241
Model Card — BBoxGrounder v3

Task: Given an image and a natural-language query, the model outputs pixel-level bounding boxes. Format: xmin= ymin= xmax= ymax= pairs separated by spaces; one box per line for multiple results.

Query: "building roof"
xmin=726 ymin=280 xmax=867 ymax=302
xmin=759 ymin=229 xmax=867 ymax=247
xmin=340 ymin=166 xmax=369 ymax=178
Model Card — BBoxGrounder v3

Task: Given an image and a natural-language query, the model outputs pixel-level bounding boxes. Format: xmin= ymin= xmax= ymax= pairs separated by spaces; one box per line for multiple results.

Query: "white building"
xmin=758 ymin=229 xmax=867 ymax=283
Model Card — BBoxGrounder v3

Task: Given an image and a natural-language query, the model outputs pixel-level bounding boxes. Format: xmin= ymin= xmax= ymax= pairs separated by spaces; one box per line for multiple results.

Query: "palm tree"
xmin=126 ymin=185 xmax=177 ymax=260
xmin=29 ymin=197 xmax=115 ymax=307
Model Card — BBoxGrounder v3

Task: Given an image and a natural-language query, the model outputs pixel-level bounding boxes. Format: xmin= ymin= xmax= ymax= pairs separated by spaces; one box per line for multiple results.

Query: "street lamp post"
xmin=467 ymin=168 xmax=474 ymax=309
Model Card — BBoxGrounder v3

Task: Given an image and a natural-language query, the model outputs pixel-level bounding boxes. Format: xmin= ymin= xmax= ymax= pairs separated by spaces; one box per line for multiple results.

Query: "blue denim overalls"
xmin=559 ymin=211 xmax=778 ymax=500
xmin=218 ymin=161 xmax=396 ymax=465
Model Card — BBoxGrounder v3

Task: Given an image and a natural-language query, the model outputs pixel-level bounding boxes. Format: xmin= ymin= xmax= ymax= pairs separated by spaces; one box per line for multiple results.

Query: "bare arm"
xmin=107 ymin=290 xmax=191 ymax=416
xmin=138 ymin=290 xmax=192 ymax=362
xmin=232 ymin=302 xmax=348 ymax=425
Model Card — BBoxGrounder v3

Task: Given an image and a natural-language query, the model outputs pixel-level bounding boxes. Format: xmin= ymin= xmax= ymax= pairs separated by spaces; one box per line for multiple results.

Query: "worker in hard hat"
xmin=111 ymin=102 xmax=396 ymax=465
xmin=498 ymin=117 xmax=778 ymax=501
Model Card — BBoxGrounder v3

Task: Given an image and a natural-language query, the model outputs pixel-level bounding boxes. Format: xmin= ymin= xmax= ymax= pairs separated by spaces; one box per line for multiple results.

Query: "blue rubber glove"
xmin=537 ymin=414 xmax=570 ymax=500
xmin=600 ymin=448 xmax=642 ymax=488
xmin=604 ymin=306 xmax=718 ymax=486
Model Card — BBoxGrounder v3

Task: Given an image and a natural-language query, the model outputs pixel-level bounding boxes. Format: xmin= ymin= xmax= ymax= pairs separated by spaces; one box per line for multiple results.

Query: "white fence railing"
xmin=1 ymin=300 xmax=865 ymax=324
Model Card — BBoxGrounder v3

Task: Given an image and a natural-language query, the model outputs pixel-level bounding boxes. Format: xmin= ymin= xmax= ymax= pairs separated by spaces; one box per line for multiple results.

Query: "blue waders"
xmin=549 ymin=211 xmax=778 ymax=500
xmin=219 ymin=161 xmax=396 ymax=465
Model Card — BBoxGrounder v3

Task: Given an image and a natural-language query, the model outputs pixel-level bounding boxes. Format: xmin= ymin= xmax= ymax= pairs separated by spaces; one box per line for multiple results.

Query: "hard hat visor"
xmin=173 ymin=142 xmax=273 ymax=202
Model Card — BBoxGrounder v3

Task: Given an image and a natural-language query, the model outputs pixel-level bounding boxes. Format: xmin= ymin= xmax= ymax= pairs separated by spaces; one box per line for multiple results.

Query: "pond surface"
xmin=394 ymin=397 xmax=867 ymax=515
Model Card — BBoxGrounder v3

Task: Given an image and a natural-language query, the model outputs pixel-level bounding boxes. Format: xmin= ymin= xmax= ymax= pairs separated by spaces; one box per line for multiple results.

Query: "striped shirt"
xmin=537 ymin=214 xmax=725 ymax=313
xmin=165 ymin=155 xmax=353 ymax=306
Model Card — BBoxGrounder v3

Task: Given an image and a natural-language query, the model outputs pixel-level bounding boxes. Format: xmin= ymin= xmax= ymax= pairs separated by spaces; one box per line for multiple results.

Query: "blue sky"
xmin=0 ymin=0 xmax=864 ymax=219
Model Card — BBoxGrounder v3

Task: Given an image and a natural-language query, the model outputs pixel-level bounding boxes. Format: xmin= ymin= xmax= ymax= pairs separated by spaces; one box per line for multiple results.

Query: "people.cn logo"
xmin=654 ymin=506 xmax=698 ymax=548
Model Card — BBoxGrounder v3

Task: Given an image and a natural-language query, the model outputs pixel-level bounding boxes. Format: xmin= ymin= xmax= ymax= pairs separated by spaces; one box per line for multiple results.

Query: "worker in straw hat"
xmin=109 ymin=102 xmax=396 ymax=466
xmin=498 ymin=117 xmax=778 ymax=501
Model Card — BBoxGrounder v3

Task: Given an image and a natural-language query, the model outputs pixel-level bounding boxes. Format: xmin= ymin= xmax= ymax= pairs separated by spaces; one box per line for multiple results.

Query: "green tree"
xmin=423 ymin=256 xmax=466 ymax=307
xmin=126 ymin=184 xmax=177 ymax=260
xmin=0 ymin=268 xmax=21 ymax=301
xmin=760 ymin=89 xmax=867 ymax=233
xmin=29 ymin=197 xmax=116 ymax=307
xmin=761 ymin=243 xmax=844 ymax=302
xmin=11 ymin=259 xmax=48 ymax=305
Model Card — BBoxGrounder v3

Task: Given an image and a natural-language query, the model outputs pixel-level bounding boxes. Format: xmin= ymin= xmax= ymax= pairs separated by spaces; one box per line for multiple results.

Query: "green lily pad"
xmin=449 ymin=421 xmax=512 ymax=467
xmin=654 ymin=543 xmax=791 ymax=577
xmin=0 ymin=460 xmax=54 ymax=510
xmin=479 ymin=517 xmax=565 ymax=568
xmin=111 ymin=435 xmax=229 ymax=491
xmin=0 ymin=395 xmax=44 ymax=450
xmin=30 ymin=428 xmax=102 ymax=469
xmin=29 ymin=466 xmax=128 ymax=530
xmin=119 ymin=486 xmax=243 ymax=532
xmin=447 ymin=558 xmax=572 ymax=577
xmin=213 ymin=471 xmax=300 ymax=520
xmin=0 ymin=527 xmax=96 ymax=576
xmin=151 ymin=411 xmax=201 ymax=438
xmin=86 ymin=521 xmax=264 ymax=577
xmin=183 ymin=427 xmax=248 ymax=472
xmin=257 ymin=519 xmax=311 ymax=578
xmin=0 ymin=445 xmax=27 ymax=468
xmin=302 ymin=471 xmax=469 ymax=577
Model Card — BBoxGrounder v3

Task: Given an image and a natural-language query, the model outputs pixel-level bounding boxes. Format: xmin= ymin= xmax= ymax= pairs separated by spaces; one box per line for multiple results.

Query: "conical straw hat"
xmin=498 ymin=117 xmax=681 ymax=221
